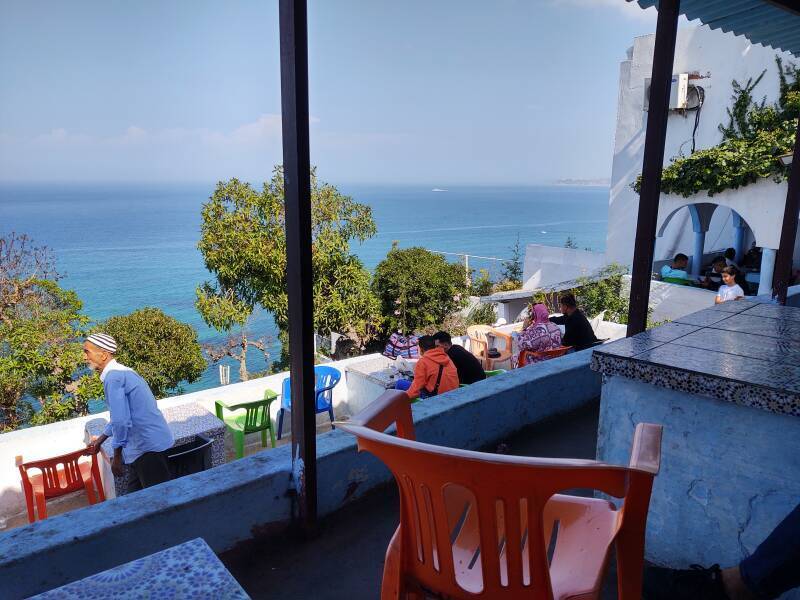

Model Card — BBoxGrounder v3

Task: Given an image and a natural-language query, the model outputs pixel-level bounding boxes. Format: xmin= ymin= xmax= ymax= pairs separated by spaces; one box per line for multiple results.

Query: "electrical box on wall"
xmin=643 ymin=73 xmax=691 ymax=111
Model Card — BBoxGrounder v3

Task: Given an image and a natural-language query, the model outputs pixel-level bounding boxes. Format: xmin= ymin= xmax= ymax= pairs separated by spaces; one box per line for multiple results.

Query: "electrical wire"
xmin=690 ymin=85 xmax=705 ymax=153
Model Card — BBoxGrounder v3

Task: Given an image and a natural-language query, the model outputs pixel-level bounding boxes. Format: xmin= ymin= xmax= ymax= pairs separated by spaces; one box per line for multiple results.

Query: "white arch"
xmin=656 ymin=178 xmax=786 ymax=249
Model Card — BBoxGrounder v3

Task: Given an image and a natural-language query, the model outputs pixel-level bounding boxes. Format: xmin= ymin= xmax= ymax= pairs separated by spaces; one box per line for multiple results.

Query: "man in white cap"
xmin=84 ymin=333 xmax=175 ymax=491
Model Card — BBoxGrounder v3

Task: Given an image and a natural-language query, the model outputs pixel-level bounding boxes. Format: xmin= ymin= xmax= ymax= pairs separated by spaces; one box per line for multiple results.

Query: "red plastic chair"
xmin=517 ymin=346 xmax=572 ymax=367
xmin=339 ymin=390 xmax=662 ymax=599
xmin=16 ymin=447 xmax=106 ymax=523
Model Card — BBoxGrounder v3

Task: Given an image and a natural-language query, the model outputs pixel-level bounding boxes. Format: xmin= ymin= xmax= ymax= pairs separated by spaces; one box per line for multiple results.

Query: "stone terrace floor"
xmin=222 ymin=401 xmax=623 ymax=599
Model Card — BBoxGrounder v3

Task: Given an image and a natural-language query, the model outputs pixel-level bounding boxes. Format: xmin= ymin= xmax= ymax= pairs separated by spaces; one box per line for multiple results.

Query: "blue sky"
xmin=0 ymin=1 xmax=669 ymax=185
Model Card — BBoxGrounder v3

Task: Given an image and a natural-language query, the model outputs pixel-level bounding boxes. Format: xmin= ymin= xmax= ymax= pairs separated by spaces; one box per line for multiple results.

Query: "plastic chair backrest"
xmin=226 ymin=389 xmax=277 ymax=433
xmin=466 ymin=325 xmax=492 ymax=358
xmin=519 ymin=346 xmax=572 ymax=367
xmin=17 ymin=448 xmax=96 ymax=499
xmin=339 ymin=390 xmax=662 ymax=599
xmin=282 ymin=366 xmax=342 ymax=411
xmin=314 ymin=365 xmax=341 ymax=411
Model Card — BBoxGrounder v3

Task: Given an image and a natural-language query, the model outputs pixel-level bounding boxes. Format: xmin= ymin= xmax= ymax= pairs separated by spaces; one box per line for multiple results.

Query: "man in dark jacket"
xmin=433 ymin=331 xmax=486 ymax=385
xmin=549 ymin=294 xmax=599 ymax=351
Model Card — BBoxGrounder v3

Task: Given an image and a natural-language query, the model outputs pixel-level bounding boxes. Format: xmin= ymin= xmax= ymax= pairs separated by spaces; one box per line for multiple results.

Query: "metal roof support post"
xmin=626 ymin=0 xmax=680 ymax=336
xmin=279 ymin=0 xmax=317 ymax=535
xmin=773 ymin=115 xmax=800 ymax=305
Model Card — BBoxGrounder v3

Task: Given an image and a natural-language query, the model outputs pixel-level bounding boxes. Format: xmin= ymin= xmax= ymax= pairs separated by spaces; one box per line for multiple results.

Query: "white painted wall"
xmin=607 ymin=25 xmax=796 ymax=268
xmin=0 ymin=352 xmax=381 ymax=527
xmin=522 ymin=244 xmax=607 ymax=290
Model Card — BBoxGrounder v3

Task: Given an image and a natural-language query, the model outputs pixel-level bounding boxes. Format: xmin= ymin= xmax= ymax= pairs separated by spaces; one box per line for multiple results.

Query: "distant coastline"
xmin=554 ymin=178 xmax=610 ymax=187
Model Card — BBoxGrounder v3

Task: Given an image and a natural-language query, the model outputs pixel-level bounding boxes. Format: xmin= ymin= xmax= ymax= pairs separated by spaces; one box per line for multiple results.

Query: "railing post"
xmin=279 ymin=0 xmax=317 ymax=535
xmin=774 ymin=116 xmax=800 ymax=304
xmin=627 ymin=0 xmax=680 ymax=336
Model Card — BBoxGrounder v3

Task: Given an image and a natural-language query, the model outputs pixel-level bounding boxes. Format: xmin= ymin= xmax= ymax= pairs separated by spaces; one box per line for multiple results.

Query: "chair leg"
xmin=277 ymin=408 xmax=285 ymax=440
xmin=261 ymin=428 xmax=268 ymax=449
xmin=23 ymin=493 xmax=35 ymax=524
xmin=328 ymin=406 xmax=335 ymax=429
xmin=268 ymin=422 xmax=277 ymax=448
xmin=233 ymin=430 xmax=245 ymax=460
xmin=381 ymin=526 xmax=403 ymax=600
xmin=615 ymin=527 xmax=646 ymax=600
xmin=34 ymin=491 xmax=47 ymax=521
xmin=83 ymin=477 xmax=97 ymax=505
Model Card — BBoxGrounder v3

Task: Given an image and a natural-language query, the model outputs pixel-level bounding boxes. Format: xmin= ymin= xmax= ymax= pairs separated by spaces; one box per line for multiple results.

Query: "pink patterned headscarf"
xmin=532 ymin=303 xmax=550 ymax=324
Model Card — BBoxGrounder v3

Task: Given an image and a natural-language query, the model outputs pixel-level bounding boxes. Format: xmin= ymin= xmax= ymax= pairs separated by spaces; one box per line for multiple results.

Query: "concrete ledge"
xmin=0 ymin=350 xmax=599 ymax=598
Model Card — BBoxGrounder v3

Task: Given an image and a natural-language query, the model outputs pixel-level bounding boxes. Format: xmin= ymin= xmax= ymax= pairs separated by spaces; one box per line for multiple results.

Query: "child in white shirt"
xmin=715 ymin=267 xmax=745 ymax=304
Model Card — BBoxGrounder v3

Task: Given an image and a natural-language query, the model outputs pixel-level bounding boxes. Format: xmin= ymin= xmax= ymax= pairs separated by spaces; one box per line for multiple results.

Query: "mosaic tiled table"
xmin=85 ymin=402 xmax=225 ymax=497
xmin=592 ymin=300 xmax=800 ymax=577
xmin=30 ymin=537 xmax=250 ymax=599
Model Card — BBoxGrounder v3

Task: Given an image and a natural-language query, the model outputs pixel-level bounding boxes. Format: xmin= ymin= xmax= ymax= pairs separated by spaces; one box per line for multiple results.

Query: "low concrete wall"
xmin=0 ymin=350 xmax=600 ymax=599
xmin=598 ymin=375 xmax=800 ymax=593
xmin=0 ymin=353 xmax=384 ymax=526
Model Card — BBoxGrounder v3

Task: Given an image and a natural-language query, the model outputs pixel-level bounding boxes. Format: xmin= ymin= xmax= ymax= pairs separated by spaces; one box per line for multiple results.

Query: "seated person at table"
xmin=725 ymin=247 xmax=739 ymax=269
xmin=518 ymin=303 xmax=562 ymax=361
xmin=395 ymin=335 xmax=459 ymax=399
xmin=661 ymin=253 xmax=690 ymax=281
xmin=645 ymin=502 xmax=800 ymax=600
xmin=716 ymin=266 xmax=745 ymax=304
xmin=701 ymin=256 xmax=728 ymax=291
xmin=84 ymin=333 xmax=174 ymax=492
xmin=549 ymin=294 xmax=599 ymax=351
xmin=432 ymin=331 xmax=485 ymax=385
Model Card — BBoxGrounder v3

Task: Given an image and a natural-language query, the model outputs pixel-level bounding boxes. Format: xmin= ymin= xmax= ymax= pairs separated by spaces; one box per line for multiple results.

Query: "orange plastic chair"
xmin=16 ymin=447 xmax=106 ymax=523
xmin=518 ymin=346 xmax=572 ymax=367
xmin=467 ymin=325 xmax=513 ymax=371
xmin=339 ymin=390 xmax=662 ymax=600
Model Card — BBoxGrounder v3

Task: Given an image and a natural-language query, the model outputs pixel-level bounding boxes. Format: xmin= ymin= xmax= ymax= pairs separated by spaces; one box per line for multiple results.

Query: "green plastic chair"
xmin=215 ymin=389 xmax=279 ymax=459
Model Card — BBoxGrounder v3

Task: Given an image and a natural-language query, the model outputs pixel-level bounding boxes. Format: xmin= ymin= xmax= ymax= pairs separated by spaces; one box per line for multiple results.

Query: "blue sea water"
xmin=0 ymin=182 xmax=608 ymax=394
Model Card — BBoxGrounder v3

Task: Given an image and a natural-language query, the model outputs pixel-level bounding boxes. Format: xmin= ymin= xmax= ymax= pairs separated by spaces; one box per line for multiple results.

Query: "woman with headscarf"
xmin=518 ymin=303 xmax=562 ymax=363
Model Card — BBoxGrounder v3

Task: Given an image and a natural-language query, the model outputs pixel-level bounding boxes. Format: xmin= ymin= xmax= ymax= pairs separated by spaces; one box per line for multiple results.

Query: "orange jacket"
xmin=407 ymin=347 xmax=459 ymax=399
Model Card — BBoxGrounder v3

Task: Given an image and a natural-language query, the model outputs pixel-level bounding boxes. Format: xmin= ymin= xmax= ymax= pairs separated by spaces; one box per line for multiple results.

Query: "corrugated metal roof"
xmin=634 ymin=0 xmax=800 ymax=56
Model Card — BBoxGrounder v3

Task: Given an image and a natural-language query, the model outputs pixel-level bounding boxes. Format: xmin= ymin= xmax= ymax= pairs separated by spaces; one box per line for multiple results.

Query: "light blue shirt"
xmin=101 ymin=360 xmax=174 ymax=464
xmin=661 ymin=264 xmax=689 ymax=280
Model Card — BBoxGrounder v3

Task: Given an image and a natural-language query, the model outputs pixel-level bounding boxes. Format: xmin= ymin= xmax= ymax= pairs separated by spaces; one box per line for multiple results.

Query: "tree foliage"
xmin=0 ymin=233 xmax=97 ymax=431
xmin=500 ymin=234 xmax=524 ymax=286
xmin=196 ymin=168 xmax=381 ymax=365
xmin=634 ymin=56 xmax=800 ymax=198
xmin=103 ymin=308 xmax=206 ymax=397
xmin=372 ymin=246 xmax=468 ymax=334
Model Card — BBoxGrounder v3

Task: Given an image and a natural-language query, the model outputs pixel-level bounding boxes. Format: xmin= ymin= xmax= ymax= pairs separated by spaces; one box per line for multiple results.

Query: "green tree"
xmin=196 ymin=167 xmax=381 ymax=367
xmin=0 ymin=233 xmax=98 ymax=431
xmin=372 ymin=246 xmax=468 ymax=334
xmin=103 ymin=308 xmax=206 ymax=398
xmin=574 ymin=264 xmax=630 ymax=323
xmin=501 ymin=234 xmax=524 ymax=285
xmin=472 ymin=268 xmax=495 ymax=296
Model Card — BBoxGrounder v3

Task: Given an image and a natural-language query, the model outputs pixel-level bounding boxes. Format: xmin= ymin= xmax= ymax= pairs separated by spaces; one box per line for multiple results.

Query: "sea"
xmin=0 ymin=182 xmax=609 ymax=396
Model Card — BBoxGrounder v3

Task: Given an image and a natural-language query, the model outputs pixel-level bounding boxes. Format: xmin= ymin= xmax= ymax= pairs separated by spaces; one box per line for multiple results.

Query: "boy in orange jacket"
xmin=395 ymin=335 xmax=459 ymax=400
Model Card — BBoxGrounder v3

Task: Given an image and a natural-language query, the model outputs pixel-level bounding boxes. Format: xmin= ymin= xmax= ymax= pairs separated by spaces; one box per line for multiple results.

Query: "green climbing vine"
xmin=633 ymin=57 xmax=800 ymax=198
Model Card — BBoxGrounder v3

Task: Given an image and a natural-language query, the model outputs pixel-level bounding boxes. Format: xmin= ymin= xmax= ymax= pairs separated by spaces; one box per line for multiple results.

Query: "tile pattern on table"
xmin=592 ymin=336 xmax=665 ymax=359
xmin=593 ymin=353 xmax=800 ymax=417
xmin=633 ymin=344 xmax=800 ymax=392
xmin=709 ymin=299 xmax=761 ymax=314
xmin=636 ymin=322 xmax=701 ymax=343
xmin=709 ymin=313 xmax=800 ymax=342
xmin=670 ymin=327 xmax=800 ymax=367
xmin=740 ymin=302 xmax=800 ymax=320
xmin=32 ymin=538 xmax=250 ymax=600
xmin=675 ymin=308 xmax=734 ymax=327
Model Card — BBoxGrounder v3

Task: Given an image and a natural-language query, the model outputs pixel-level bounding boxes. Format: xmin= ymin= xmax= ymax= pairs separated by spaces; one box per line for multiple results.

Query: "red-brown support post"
xmin=773 ymin=115 xmax=800 ymax=304
xmin=279 ymin=0 xmax=317 ymax=535
xmin=626 ymin=0 xmax=681 ymax=336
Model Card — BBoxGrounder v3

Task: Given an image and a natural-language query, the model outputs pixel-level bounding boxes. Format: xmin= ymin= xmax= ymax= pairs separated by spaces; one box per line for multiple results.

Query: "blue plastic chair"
xmin=277 ymin=365 xmax=342 ymax=440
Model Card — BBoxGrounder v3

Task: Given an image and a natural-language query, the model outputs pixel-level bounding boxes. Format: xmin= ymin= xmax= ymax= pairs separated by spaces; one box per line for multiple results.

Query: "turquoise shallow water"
xmin=0 ymin=182 xmax=608 ymax=394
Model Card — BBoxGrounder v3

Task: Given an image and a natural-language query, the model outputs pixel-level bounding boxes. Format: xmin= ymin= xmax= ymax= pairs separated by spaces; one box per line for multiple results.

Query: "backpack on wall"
xmin=383 ymin=333 xmax=420 ymax=360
